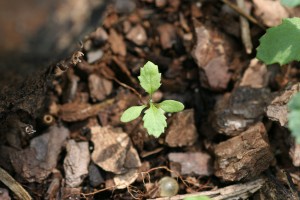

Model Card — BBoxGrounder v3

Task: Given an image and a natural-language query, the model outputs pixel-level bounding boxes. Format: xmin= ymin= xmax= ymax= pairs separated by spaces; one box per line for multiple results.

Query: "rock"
xmin=168 ymin=152 xmax=213 ymax=176
xmin=266 ymin=83 xmax=300 ymax=126
xmin=88 ymin=163 xmax=104 ymax=187
xmin=10 ymin=125 xmax=69 ymax=182
xmin=165 ymin=109 xmax=198 ymax=147
xmin=88 ymin=74 xmax=112 ymax=102
xmin=115 ymin=0 xmax=136 ymax=14
xmin=126 ymin=25 xmax=147 ymax=46
xmin=214 ymin=123 xmax=274 ymax=181
xmin=64 ymin=140 xmax=90 ymax=187
xmin=213 ymin=86 xmax=271 ymax=136
xmin=91 ymin=126 xmax=141 ymax=174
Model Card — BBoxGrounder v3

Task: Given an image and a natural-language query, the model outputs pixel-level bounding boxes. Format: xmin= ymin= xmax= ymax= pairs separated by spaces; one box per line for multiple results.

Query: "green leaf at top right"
xmin=281 ymin=0 xmax=300 ymax=7
xmin=256 ymin=17 xmax=300 ymax=65
xmin=159 ymin=100 xmax=184 ymax=113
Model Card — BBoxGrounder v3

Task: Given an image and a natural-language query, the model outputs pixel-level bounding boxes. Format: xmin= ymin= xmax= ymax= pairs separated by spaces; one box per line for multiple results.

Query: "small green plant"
xmin=120 ymin=61 xmax=184 ymax=138
xmin=256 ymin=17 xmax=300 ymax=143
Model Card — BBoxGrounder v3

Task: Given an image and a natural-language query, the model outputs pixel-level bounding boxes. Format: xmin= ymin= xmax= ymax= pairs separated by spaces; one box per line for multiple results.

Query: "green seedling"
xmin=256 ymin=17 xmax=300 ymax=143
xmin=120 ymin=61 xmax=184 ymax=138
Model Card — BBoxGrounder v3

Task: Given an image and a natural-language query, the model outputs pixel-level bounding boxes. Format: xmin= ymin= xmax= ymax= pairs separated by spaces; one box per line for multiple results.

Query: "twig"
xmin=0 ymin=167 xmax=32 ymax=200
xmin=221 ymin=0 xmax=265 ymax=30
xmin=147 ymin=178 xmax=265 ymax=200
xmin=237 ymin=0 xmax=253 ymax=54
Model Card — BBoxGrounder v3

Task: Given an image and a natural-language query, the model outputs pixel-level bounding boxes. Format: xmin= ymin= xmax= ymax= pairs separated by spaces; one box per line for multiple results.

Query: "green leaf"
xmin=159 ymin=100 xmax=184 ymax=113
xmin=288 ymin=110 xmax=300 ymax=143
xmin=183 ymin=196 xmax=212 ymax=200
xmin=138 ymin=61 xmax=161 ymax=95
xmin=256 ymin=18 xmax=300 ymax=65
xmin=281 ymin=0 xmax=300 ymax=7
xmin=288 ymin=92 xmax=300 ymax=110
xmin=120 ymin=105 xmax=146 ymax=122
xmin=143 ymin=103 xmax=167 ymax=137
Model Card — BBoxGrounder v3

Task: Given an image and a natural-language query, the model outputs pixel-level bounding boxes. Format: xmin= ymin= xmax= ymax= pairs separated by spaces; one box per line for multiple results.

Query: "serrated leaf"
xmin=120 ymin=105 xmax=146 ymax=122
xmin=159 ymin=100 xmax=184 ymax=113
xmin=256 ymin=18 xmax=300 ymax=65
xmin=143 ymin=103 xmax=167 ymax=138
xmin=281 ymin=0 xmax=300 ymax=7
xmin=288 ymin=110 xmax=300 ymax=143
xmin=183 ymin=196 xmax=212 ymax=200
xmin=138 ymin=61 xmax=161 ymax=95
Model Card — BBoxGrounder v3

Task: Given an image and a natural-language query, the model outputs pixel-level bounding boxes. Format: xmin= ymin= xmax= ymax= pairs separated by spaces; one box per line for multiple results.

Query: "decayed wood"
xmin=148 ymin=178 xmax=265 ymax=200
xmin=214 ymin=122 xmax=274 ymax=181
xmin=0 ymin=167 xmax=32 ymax=200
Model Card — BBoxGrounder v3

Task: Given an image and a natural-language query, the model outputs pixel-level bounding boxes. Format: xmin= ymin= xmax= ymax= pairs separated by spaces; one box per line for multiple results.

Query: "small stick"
xmin=237 ymin=0 xmax=253 ymax=54
xmin=221 ymin=0 xmax=265 ymax=30
xmin=0 ymin=167 xmax=32 ymax=200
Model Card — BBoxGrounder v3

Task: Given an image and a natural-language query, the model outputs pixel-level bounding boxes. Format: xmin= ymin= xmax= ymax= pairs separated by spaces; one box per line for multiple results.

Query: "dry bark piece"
xmin=214 ymin=122 xmax=274 ymax=181
xmin=253 ymin=0 xmax=288 ymax=27
xmin=168 ymin=152 xmax=213 ymax=176
xmin=10 ymin=125 xmax=69 ymax=182
xmin=213 ymin=87 xmax=271 ymax=136
xmin=91 ymin=126 xmax=141 ymax=174
xmin=289 ymin=140 xmax=300 ymax=167
xmin=239 ymin=58 xmax=268 ymax=88
xmin=108 ymin=28 xmax=126 ymax=56
xmin=126 ymin=24 xmax=147 ymax=46
xmin=165 ymin=109 xmax=198 ymax=147
xmin=88 ymin=74 xmax=113 ymax=102
xmin=45 ymin=169 xmax=62 ymax=200
xmin=266 ymin=83 xmax=300 ymax=126
xmin=64 ymin=140 xmax=90 ymax=187
xmin=157 ymin=23 xmax=177 ymax=49
xmin=113 ymin=168 xmax=139 ymax=189
xmin=192 ymin=20 xmax=232 ymax=91
xmin=59 ymin=98 xmax=114 ymax=122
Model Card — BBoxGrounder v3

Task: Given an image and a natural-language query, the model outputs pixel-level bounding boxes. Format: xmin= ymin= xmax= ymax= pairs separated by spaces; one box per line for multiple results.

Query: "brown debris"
xmin=91 ymin=126 xmax=141 ymax=174
xmin=157 ymin=23 xmax=177 ymax=49
xmin=192 ymin=20 xmax=232 ymax=91
xmin=165 ymin=109 xmax=198 ymax=147
xmin=10 ymin=125 xmax=69 ymax=182
xmin=88 ymin=74 xmax=113 ymax=102
xmin=108 ymin=28 xmax=127 ymax=56
xmin=266 ymin=83 xmax=300 ymax=126
xmin=289 ymin=140 xmax=300 ymax=167
xmin=168 ymin=152 xmax=213 ymax=176
xmin=64 ymin=140 xmax=90 ymax=187
xmin=0 ymin=188 xmax=10 ymax=200
xmin=253 ymin=0 xmax=288 ymax=27
xmin=126 ymin=24 xmax=147 ymax=46
xmin=214 ymin=123 xmax=274 ymax=181
xmin=59 ymin=98 xmax=114 ymax=122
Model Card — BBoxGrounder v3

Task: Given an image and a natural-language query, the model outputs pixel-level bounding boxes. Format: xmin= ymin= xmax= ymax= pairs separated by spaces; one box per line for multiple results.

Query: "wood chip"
xmin=10 ymin=125 xmax=69 ymax=183
xmin=88 ymin=74 xmax=112 ymax=102
xmin=168 ymin=152 xmax=213 ymax=176
xmin=165 ymin=109 xmax=198 ymax=147
xmin=126 ymin=24 xmax=147 ymax=46
xmin=214 ymin=122 xmax=274 ymax=181
xmin=64 ymin=140 xmax=90 ymax=187
xmin=157 ymin=23 xmax=177 ymax=49
xmin=91 ymin=126 xmax=141 ymax=174
xmin=108 ymin=28 xmax=126 ymax=56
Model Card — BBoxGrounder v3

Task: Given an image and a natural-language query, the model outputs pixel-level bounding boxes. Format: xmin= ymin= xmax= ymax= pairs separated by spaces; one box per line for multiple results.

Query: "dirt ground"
xmin=0 ymin=0 xmax=300 ymax=199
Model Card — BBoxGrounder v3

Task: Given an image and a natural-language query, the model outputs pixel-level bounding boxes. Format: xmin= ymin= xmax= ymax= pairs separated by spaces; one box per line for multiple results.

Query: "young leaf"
xmin=159 ymin=100 xmax=184 ymax=113
xmin=120 ymin=105 xmax=146 ymax=123
xmin=256 ymin=18 xmax=300 ymax=65
xmin=280 ymin=0 xmax=300 ymax=7
xmin=143 ymin=103 xmax=167 ymax=138
xmin=288 ymin=92 xmax=300 ymax=110
xmin=138 ymin=61 xmax=161 ymax=95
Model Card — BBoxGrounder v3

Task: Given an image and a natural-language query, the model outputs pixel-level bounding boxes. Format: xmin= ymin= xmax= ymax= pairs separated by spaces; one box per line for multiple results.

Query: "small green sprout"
xmin=120 ymin=61 xmax=184 ymax=138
